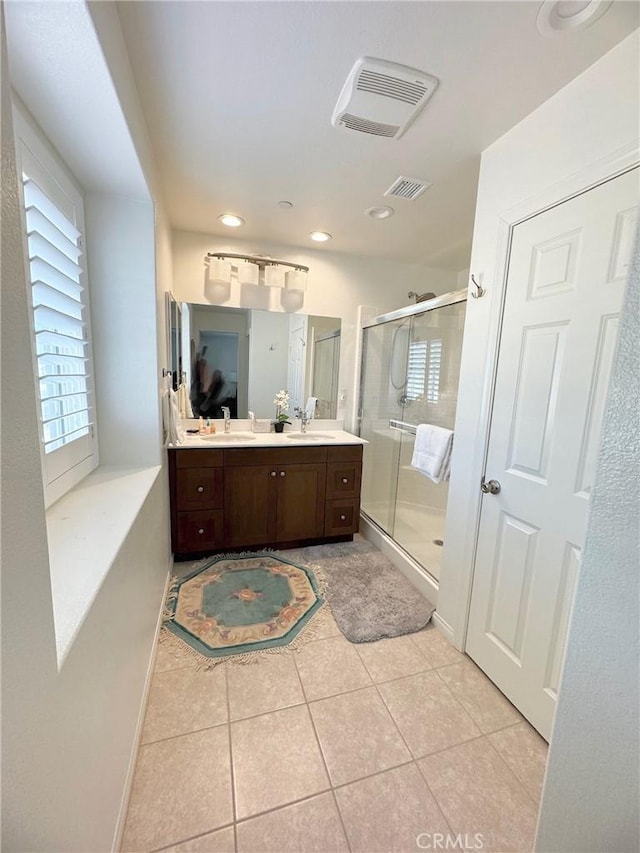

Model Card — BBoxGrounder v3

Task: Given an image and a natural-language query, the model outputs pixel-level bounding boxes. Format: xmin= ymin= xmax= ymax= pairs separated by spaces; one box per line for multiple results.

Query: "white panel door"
xmin=466 ymin=168 xmax=638 ymax=740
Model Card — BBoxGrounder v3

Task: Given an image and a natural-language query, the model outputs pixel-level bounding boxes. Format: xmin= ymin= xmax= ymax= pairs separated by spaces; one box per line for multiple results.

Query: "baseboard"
xmin=111 ymin=561 xmax=173 ymax=852
xmin=432 ymin=611 xmax=456 ymax=645
xmin=359 ymin=513 xmax=439 ymax=606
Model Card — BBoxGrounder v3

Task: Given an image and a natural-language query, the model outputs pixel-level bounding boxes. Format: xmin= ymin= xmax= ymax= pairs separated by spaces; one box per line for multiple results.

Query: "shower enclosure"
xmin=359 ymin=289 xmax=467 ymax=582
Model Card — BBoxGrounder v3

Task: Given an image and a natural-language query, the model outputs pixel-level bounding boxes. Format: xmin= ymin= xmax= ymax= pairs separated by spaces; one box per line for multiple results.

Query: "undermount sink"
xmin=201 ymin=433 xmax=256 ymax=442
xmin=286 ymin=433 xmax=336 ymax=441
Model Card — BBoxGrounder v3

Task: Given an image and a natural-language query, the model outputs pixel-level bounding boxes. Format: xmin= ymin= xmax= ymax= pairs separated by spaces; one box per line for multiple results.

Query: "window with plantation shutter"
xmin=406 ymin=338 xmax=442 ymax=404
xmin=15 ymin=105 xmax=98 ymax=505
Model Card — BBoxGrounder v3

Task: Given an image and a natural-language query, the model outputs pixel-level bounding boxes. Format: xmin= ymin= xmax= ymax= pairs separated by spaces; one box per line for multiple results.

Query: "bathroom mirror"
xmin=173 ymin=303 xmax=341 ymax=420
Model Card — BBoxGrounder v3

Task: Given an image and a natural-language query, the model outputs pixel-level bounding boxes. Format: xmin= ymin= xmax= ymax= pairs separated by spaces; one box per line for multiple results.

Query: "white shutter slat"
xmin=30 ymin=257 xmax=84 ymax=300
xmin=23 ymin=178 xmax=80 ymax=242
xmin=43 ymin=408 xmax=91 ymax=427
xmin=33 ymin=305 xmax=84 ymax=337
xmin=32 ymin=282 xmax=83 ymax=318
xmin=28 ymin=233 xmax=82 ymax=283
xmin=36 ymin=329 xmax=88 ymax=352
xmin=44 ymin=422 xmax=92 ymax=448
xmin=25 ymin=206 xmax=82 ymax=263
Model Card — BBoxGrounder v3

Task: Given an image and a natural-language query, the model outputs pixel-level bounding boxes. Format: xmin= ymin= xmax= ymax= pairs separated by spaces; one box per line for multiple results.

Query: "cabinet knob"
xmin=198 ymin=528 xmax=205 ymax=535
xmin=340 ymin=514 xmax=346 ymax=520
xmin=197 ymin=486 xmax=204 ymax=493
xmin=341 ymin=477 xmax=349 ymax=484
xmin=280 ymin=471 xmax=286 ymax=477
xmin=270 ymin=471 xmax=277 ymax=477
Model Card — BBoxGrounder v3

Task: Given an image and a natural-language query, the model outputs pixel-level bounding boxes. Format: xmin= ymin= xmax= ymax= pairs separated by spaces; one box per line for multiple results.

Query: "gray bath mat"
xmin=291 ymin=540 xmax=435 ymax=643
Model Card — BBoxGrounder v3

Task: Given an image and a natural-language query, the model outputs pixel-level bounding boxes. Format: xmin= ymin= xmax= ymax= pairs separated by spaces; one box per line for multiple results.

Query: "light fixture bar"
xmin=206 ymin=252 xmax=309 ymax=273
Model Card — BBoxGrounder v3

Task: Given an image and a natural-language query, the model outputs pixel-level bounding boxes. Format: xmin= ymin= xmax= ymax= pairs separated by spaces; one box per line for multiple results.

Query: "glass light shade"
xmin=265 ymin=264 xmax=285 ymax=288
xmin=207 ymin=257 xmax=231 ymax=285
xmin=285 ymin=269 xmax=307 ymax=291
xmin=238 ymin=260 xmax=259 ymax=286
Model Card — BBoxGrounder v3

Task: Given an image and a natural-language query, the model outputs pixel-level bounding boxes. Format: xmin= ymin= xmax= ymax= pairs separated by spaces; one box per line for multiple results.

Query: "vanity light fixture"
xmin=264 ymin=264 xmax=286 ymax=288
xmin=205 ymin=252 xmax=309 ymax=290
xmin=237 ymin=259 xmax=260 ymax=286
xmin=309 ymin=231 xmax=332 ymax=242
xmin=218 ymin=213 xmax=245 ymax=227
xmin=207 ymin=256 xmax=232 ymax=285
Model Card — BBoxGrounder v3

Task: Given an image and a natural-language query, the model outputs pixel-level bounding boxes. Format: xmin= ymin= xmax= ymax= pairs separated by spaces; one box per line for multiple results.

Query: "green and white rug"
xmin=162 ymin=553 xmax=325 ymax=667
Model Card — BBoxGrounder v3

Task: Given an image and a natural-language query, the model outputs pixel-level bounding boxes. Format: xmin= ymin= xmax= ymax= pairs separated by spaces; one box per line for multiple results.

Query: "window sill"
xmin=46 ymin=464 xmax=162 ymax=668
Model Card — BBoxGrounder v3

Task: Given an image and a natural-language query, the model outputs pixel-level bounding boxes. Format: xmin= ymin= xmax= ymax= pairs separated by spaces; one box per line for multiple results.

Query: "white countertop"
xmin=172 ymin=428 xmax=366 ymax=449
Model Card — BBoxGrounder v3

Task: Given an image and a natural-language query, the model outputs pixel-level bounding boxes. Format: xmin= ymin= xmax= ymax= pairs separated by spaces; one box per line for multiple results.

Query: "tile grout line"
xmin=483 ymin=734 xmax=543 ymax=811
xmin=364 ymin=666 xmax=459 ymax=841
xmin=223 ymin=664 xmax=239 ymax=852
xmin=149 ymin=822 xmax=235 ymax=853
xmin=291 ymin=648 xmax=354 ymax=853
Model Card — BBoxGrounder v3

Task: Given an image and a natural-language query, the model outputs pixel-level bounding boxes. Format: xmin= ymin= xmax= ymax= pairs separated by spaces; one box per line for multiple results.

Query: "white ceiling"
xmin=117 ymin=1 xmax=638 ymax=270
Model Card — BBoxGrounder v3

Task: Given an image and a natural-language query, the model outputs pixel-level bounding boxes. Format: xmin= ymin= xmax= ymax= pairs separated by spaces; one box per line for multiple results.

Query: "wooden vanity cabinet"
xmin=169 ymin=443 xmax=362 ymax=558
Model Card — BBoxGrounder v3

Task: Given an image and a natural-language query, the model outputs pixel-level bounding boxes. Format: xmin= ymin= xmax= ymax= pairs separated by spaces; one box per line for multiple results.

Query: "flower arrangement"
xmin=273 ymin=390 xmax=291 ymax=430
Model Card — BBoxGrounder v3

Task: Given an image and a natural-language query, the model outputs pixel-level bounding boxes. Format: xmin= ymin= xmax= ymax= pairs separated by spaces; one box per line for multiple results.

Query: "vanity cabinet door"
xmin=224 ymin=465 xmax=278 ymax=547
xmin=275 ymin=463 xmax=326 ymax=543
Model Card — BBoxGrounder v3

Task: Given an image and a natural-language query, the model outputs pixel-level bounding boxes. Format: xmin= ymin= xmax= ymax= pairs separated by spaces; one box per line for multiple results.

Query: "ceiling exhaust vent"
xmin=332 ymin=57 xmax=438 ymax=140
xmin=384 ymin=176 xmax=431 ymax=200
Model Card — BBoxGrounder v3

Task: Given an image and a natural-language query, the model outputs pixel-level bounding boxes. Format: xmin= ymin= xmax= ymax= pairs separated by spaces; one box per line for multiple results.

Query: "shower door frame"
xmin=357 ymin=287 xmax=468 ymax=595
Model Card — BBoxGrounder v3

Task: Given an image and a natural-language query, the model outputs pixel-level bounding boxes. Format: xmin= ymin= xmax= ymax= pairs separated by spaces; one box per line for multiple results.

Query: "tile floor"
xmin=122 ymin=547 xmax=548 ymax=853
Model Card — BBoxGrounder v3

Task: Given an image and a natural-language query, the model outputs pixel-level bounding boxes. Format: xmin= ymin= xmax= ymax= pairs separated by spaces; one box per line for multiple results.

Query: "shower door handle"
xmin=481 ymin=478 xmax=501 ymax=495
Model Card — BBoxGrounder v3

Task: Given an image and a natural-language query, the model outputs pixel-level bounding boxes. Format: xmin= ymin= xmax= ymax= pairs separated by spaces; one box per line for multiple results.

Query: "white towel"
xmin=177 ymin=382 xmax=193 ymax=419
xmin=411 ymin=423 xmax=454 ymax=484
xmin=162 ymin=384 xmax=185 ymax=447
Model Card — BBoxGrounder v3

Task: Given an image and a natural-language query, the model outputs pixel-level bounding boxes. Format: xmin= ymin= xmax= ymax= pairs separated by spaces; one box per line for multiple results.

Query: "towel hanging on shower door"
xmin=411 ymin=423 xmax=453 ymax=483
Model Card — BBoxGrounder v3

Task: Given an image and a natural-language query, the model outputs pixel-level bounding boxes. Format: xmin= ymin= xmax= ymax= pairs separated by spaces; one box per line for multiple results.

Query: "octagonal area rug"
xmin=162 ymin=553 xmax=325 ymax=667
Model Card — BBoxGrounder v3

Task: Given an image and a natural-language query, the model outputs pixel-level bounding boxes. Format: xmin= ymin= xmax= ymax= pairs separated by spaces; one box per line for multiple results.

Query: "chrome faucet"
xmin=221 ymin=406 xmax=231 ymax=434
xmin=294 ymin=407 xmax=310 ymax=433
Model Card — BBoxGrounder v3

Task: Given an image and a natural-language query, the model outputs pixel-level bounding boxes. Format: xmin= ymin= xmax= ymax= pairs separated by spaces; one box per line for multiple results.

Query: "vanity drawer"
xmin=175 ymin=449 xmax=224 ymax=468
xmin=325 ymin=499 xmax=360 ymax=536
xmin=327 ymin=445 xmax=363 ymax=463
xmin=326 ymin=461 xmax=362 ymax=500
xmin=176 ymin=510 xmax=224 ymax=553
xmin=176 ymin=467 xmax=224 ymax=510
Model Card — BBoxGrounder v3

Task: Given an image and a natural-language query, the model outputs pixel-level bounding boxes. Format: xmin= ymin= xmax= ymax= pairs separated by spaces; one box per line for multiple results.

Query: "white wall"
xmin=1 ymin=4 xmax=174 ymax=850
xmin=172 ymin=229 xmax=458 ymax=430
xmin=432 ymin=29 xmax=639 ymax=852
xmin=86 ymin=193 xmax=161 ymax=466
xmin=248 ymin=310 xmax=290 ymax=419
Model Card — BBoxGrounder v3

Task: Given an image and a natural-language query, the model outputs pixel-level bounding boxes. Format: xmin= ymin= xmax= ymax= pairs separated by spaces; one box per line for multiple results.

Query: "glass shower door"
xmin=359 ymin=318 xmax=409 ymax=534
xmin=359 ymin=295 xmax=467 ymax=583
xmin=392 ymin=302 xmax=466 ymax=580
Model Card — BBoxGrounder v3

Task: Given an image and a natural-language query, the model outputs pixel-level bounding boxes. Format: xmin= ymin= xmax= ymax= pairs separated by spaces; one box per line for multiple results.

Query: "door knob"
xmin=341 ymin=477 xmax=349 ymax=484
xmin=280 ymin=471 xmax=286 ymax=477
xmin=481 ymin=478 xmax=501 ymax=495
xmin=197 ymin=486 xmax=204 ymax=492
xmin=270 ymin=471 xmax=277 ymax=477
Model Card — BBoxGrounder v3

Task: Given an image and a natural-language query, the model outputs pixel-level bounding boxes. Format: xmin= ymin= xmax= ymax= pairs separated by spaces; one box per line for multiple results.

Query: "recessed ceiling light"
xmin=277 ymin=200 xmax=293 ymax=209
xmin=365 ymin=205 xmax=395 ymax=220
xmin=309 ymin=231 xmax=332 ymax=242
xmin=218 ymin=213 xmax=245 ymax=227
xmin=536 ymin=0 xmax=612 ymax=37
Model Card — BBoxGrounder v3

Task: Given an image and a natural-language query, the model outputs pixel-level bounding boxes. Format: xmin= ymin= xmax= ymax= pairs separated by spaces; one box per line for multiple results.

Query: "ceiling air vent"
xmin=384 ymin=176 xmax=431 ymax=200
xmin=332 ymin=57 xmax=438 ymax=140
